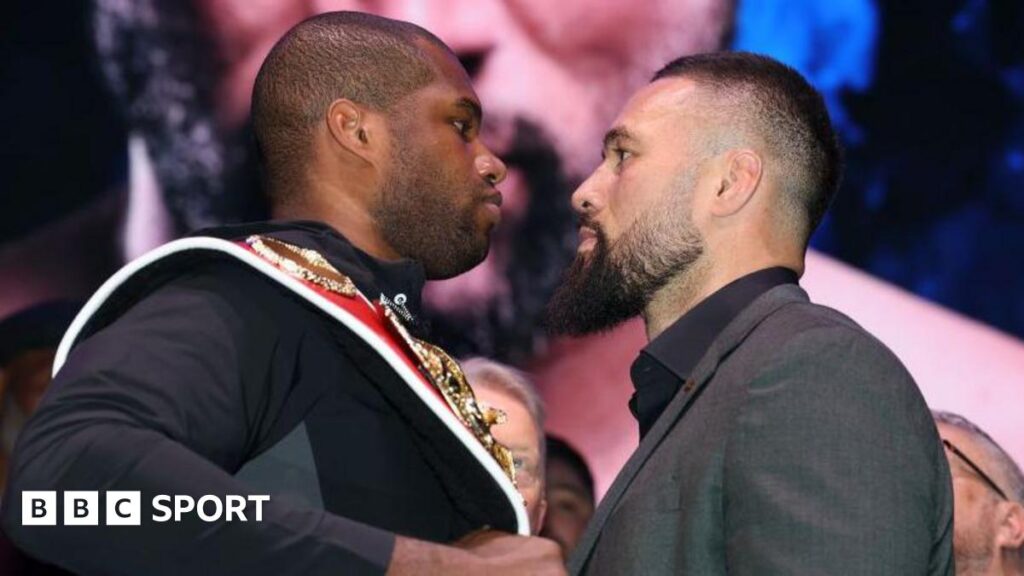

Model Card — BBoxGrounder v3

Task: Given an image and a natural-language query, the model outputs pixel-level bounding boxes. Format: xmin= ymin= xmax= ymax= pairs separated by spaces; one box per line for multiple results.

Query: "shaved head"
xmin=653 ymin=52 xmax=842 ymax=245
xmin=251 ymin=11 xmax=452 ymax=202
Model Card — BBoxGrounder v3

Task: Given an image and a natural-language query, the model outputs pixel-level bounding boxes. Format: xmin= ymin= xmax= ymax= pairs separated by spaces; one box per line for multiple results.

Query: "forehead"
xmin=937 ymin=423 xmax=992 ymax=472
xmin=475 ymin=385 xmax=532 ymax=416
xmin=547 ymin=458 xmax=590 ymax=494
xmin=612 ymin=77 xmax=705 ymax=136
xmin=414 ymin=39 xmax=477 ymax=102
xmin=474 ymin=386 xmax=539 ymax=431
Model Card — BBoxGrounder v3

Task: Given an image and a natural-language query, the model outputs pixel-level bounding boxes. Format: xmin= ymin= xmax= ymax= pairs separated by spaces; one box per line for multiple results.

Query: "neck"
xmin=641 ymin=249 xmax=800 ymax=342
xmin=642 ymin=257 xmax=711 ymax=341
xmin=272 ymin=176 xmax=401 ymax=262
xmin=986 ymin=549 xmax=1024 ymax=576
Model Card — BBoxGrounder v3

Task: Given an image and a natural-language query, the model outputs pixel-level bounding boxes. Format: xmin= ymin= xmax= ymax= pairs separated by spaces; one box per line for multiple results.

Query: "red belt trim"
xmin=236 ymin=242 xmax=450 ymax=410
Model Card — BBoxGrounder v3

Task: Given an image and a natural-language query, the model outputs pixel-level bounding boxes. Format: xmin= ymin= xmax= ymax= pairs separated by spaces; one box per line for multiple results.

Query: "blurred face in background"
xmin=473 ymin=384 xmax=547 ymax=532
xmin=106 ymin=0 xmax=732 ymax=359
xmin=937 ymin=422 xmax=1024 ymax=575
xmin=541 ymin=452 xmax=595 ymax=556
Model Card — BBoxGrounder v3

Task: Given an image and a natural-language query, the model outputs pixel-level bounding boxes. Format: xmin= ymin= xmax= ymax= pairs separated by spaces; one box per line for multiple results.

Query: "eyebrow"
xmin=455 ymin=97 xmax=482 ymax=124
xmin=602 ymin=126 xmax=636 ymax=153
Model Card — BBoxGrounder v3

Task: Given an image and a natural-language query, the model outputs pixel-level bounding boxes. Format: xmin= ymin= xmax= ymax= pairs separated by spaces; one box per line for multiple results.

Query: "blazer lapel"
xmin=568 ymin=285 xmax=809 ymax=574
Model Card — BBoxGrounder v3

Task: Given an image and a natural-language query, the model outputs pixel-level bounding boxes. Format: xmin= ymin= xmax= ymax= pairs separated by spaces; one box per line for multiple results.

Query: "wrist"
xmin=386 ymin=535 xmax=478 ymax=576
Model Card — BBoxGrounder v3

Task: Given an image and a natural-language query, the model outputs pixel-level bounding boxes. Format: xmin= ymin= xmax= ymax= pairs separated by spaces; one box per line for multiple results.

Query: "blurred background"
xmin=1 ymin=0 xmax=1022 ymax=495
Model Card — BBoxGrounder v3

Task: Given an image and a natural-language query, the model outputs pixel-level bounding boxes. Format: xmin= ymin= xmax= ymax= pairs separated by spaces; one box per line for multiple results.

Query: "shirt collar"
xmin=628 ymin=267 xmax=798 ymax=436
xmin=640 ymin=266 xmax=799 ymax=382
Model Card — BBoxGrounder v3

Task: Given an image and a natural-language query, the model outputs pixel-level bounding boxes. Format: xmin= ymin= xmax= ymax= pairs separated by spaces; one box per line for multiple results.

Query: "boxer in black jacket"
xmin=1 ymin=12 xmax=564 ymax=576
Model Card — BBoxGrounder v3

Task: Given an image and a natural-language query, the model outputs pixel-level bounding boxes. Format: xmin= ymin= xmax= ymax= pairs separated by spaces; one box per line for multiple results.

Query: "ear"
xmin=708 ymin=149 xmax=763 ymax=218
xmin=996 ymin=501 xmax=1024 ymax=551
xmin=324 ymin=99 xmax=384 ymax=164
xmin=536 ymin=496 xmax=548 ymax=535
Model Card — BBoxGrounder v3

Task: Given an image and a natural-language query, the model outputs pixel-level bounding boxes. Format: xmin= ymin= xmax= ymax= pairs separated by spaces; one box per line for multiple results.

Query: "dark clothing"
xmin=571 ymin=284 xmax=955 ymax=576
xmin=629 ymin=267 xmax=797 ymax=437
xmin=0 ymin=221 xmax=516 ymax=576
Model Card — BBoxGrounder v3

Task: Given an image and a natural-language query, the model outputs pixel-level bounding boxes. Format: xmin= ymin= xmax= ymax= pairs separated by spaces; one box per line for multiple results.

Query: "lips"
xmin=484 ymin=191 xmax=503 ymax=208
xmin=480 ymin=191 xmax=503 ymax=225
xmin=577 ymin=226 xmax=598 ymax=253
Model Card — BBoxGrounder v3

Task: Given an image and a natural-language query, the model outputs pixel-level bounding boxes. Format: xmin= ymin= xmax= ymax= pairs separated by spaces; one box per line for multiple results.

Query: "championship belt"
xmin=243 ymin=235 xmax=517 ymax=486
xmin=54 ymin=233 xmax=530 ymax=535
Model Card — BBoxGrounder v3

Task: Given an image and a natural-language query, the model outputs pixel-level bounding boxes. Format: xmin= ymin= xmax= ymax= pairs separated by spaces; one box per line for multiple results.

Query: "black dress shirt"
xmin=0 ymin=220 xmax=515 ymax=575
xmin=629 ymin=267 xmax=798 ymax=437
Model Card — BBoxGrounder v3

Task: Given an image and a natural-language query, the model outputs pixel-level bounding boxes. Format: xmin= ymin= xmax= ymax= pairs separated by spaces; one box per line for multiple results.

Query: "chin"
xmin=427 ymin=247 xmax=490 ymax=281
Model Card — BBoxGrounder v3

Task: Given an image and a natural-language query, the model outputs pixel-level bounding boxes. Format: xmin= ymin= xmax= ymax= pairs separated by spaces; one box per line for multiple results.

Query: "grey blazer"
xmin=570 ymin=285 xmax=954 ymax=576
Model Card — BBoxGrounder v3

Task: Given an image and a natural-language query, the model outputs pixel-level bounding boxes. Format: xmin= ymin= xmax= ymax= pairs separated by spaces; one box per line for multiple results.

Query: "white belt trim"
xmin=54 ymin=236 xmax=529 ymax=535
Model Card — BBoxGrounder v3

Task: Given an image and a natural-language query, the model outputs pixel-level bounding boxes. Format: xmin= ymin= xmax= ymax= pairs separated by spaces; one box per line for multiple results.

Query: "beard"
xmin=373 ymin=136 xmax=493 ymax=281
xmin=546 ymin=174 xmax=705 ymax=336
xmin=420 ymin=120 xmax=578 ymax=363
xmin=94 ymin=0 xmax=268 ymax=234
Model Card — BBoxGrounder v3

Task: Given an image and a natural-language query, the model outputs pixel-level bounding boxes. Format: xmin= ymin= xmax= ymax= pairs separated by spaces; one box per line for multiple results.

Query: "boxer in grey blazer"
xmin=546 ymin=52 xmax=954 ymax=576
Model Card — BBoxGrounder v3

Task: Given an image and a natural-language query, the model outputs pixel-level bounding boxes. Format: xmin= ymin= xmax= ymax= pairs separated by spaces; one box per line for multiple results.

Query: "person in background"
xmin=0 ymin=301 xmax=80 ymax=494
xmin=541 ymin=436 xmax=595 ymax=557
xmin=462 ymin=357 xmax=547 ymax=533
xmin=935 ymin=411 xmax=1024 ymax=576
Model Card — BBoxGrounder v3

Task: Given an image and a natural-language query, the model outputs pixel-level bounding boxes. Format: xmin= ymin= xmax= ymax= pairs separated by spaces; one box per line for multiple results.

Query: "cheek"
xmin=604 ymin=175 xmax=654 ymax=236
xmin=952 ymin=480 xmax=989 ymax=528
xmin=521 ymin=484 xmax=543 ymax=506
xmin=433 ymin=145 xmax=482 ymax=190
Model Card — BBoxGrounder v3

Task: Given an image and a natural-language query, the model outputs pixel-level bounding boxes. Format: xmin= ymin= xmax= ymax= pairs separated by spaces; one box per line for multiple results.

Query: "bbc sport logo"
xmin=22 ymin=491 xmax=270 ymax=526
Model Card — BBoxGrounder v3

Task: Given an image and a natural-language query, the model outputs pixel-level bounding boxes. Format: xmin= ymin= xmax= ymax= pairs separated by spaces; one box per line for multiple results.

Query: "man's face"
xmin=472 ymin=385 xmax=546 ymax=532
xmin=938 ymin=423 xmax=1004 ymax=574
xmin=374 ymin=44 xmax=506 ymax=280
xmin=547 ymin=79 xmax=710 ymax=335
xmin=540 ymin=456 xmax=595 ymax=556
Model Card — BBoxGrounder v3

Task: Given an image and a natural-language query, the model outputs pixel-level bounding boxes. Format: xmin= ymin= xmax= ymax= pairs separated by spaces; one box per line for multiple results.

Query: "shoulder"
xmin=69 ymin=245 xmax=311 ymax=357
xmin=753 ymin=298 xmax=907 ymax=376
xmin=735 ymin=299 xmax=935 ymax=440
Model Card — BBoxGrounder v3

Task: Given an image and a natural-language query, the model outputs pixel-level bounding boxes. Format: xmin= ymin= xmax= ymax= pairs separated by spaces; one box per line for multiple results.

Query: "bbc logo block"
xmin=64 ymin=491 xmax=99 ymax=525
xmin=22 ymin=491 xmax=140 ymax=526
xmin=106 ymin=491 xmax=141 ymax=526
xmin=22 ymin=492 xmax=56 ymax=526
xmin=21 ymin=491 xmax=269 ymax=525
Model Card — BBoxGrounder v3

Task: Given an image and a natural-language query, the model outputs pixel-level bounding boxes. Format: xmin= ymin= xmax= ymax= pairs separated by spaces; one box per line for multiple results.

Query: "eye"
xmin=612 ymin=147 xmax=633 ymax=169
xmin=452 ymin=119 xmax=472 ymax=140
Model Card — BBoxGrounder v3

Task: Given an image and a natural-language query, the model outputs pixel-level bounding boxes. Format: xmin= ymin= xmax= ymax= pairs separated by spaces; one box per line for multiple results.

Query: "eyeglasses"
xmin=942 ymin=438 xmax=1009 ymax=501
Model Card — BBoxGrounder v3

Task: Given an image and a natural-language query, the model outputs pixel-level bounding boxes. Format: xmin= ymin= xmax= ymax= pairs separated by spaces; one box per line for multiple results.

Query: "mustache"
xmin=578 ymin=216 xmax=608 ymax=244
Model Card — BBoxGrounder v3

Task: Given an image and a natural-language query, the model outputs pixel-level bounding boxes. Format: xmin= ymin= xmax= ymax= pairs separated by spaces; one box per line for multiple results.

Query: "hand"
xmin=386 ymin=530 xmax=566 ymax=576
xmin=456 ymin=529 xmax=566 ymax=575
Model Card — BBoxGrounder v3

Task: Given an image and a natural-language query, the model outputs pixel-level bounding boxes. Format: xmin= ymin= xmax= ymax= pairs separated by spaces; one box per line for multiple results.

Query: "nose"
xmin=368 ymin=0 xmax=500 ymax=80
xmin=571 ymin=172 xmax=601 ymax=216
xmin=476 ymin=147 xmax=508 ymax=186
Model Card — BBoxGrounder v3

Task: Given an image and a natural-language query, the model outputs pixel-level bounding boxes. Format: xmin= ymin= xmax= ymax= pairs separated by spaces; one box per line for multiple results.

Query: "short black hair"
xmin=251 ymin=11 xmax=450 ymax=203
xmin=545 ymin=435 xmax=595 ymax=505
xmin=653 ymin=51 xmax=842 ymax=242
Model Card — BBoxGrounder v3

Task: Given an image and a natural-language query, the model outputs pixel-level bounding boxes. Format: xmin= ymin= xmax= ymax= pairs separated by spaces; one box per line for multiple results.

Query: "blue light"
xmin=732 ymin=0 xmax=879 ymax=142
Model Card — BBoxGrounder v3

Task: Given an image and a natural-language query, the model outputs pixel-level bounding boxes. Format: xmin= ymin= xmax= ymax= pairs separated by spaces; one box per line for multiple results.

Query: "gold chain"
xmin=382 ymin=305 xmax=518 ymax=486
xmin=246 ymin=235 xmax=357 ymax=297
